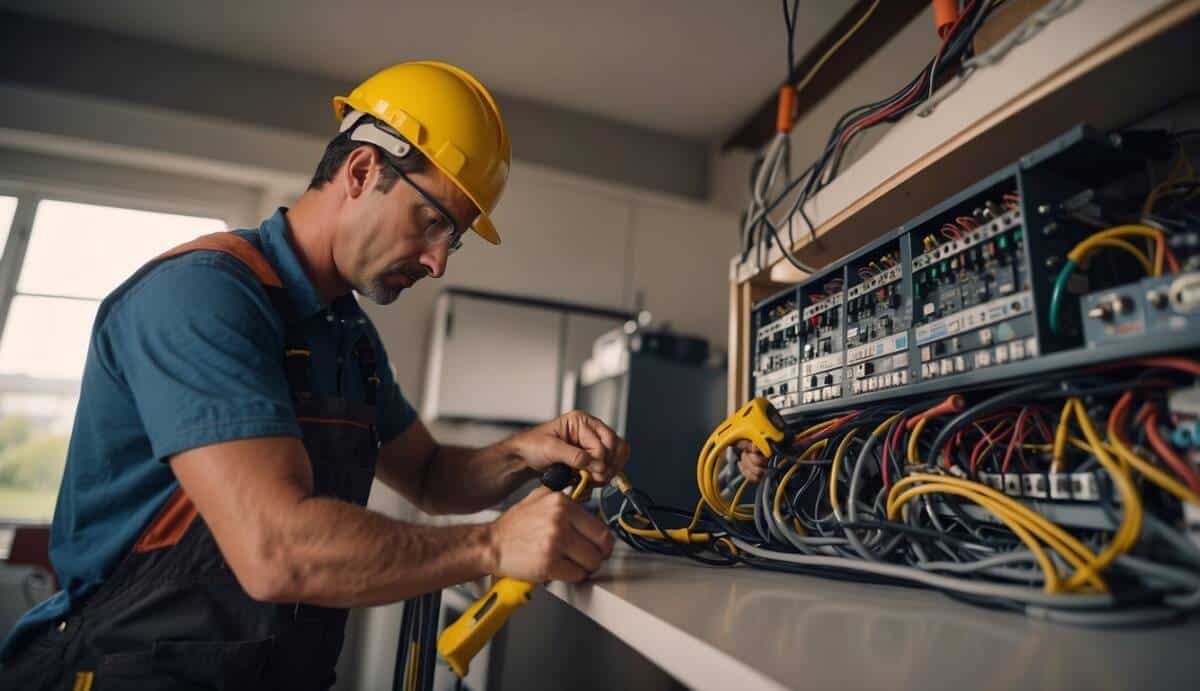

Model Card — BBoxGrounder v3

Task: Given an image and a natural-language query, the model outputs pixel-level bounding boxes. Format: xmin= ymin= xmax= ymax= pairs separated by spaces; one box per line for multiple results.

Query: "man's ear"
xmin=342 ymin=146 xmax=377 ymax=200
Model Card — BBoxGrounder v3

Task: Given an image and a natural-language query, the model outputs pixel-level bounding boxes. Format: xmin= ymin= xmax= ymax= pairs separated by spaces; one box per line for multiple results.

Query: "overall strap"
xmin=353 ymin=334 xmax=380 ymax=406
xmin=132 ymin=232 xmax=295 ymax=554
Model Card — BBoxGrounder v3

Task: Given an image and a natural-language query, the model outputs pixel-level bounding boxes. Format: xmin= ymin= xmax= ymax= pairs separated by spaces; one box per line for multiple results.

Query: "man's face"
xmin=335 ymin=149 xmax=478 ymax=305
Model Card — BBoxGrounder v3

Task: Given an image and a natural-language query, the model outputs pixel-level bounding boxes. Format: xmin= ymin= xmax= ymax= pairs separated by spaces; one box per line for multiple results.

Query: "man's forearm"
xmin=422 ymin=439 xmax=539 ymax=514
xmin=261 ymin=495 xmax=496 ymax=607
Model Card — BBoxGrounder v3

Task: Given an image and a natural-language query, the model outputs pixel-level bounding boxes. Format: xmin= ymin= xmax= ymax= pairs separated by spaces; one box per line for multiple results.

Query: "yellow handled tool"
xmin=696 ymin=398 xmax=789 ymax=520
xmin=437 ymin=464 xmax=590 ymax=677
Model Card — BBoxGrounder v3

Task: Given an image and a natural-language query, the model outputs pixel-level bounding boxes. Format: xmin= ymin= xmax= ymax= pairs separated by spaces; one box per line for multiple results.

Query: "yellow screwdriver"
xmin=437 ymin=463 xmax=591 ymax=677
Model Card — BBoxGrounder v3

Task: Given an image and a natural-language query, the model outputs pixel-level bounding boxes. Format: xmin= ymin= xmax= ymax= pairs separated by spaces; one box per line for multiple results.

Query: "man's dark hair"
xmin=308 ymin=114 xmax=428 ymax=192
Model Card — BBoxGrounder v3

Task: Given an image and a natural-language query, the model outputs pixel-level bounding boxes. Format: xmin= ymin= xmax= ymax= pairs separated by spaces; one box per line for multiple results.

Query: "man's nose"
xmin=420 ymin=245 xmax=448 ymax=278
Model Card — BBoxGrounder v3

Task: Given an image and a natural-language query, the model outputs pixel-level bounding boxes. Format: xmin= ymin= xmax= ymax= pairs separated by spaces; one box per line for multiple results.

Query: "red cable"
xmin=1001 ymin=408 xmax=1028 ymax=473
xmin=971 ymin=421 xmax=1014 ymax=475
xmin=882 ymin=415 xmax=906 ymax=488
xmin=1146 ymin=409 xmax=1200 ymax=493
xmin=837 ymin=0 xmax=977 ymax=148
xmin=1133 ymin=357 xmax=1200 ymax=377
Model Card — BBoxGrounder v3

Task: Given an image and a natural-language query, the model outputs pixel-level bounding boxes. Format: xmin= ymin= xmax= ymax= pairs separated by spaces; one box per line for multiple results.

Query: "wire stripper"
xmin=437 ymin=463 xmax=590 ymax=677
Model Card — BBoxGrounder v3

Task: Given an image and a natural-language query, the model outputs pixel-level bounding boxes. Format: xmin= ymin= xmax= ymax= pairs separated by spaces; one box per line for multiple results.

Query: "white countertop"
xmin=546 ymin=544 xmax=1200 ymax=691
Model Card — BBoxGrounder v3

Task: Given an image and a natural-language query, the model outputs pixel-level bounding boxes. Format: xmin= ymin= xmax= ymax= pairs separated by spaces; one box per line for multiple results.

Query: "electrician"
xmin=0 ymin=62 xmax=628 ymax=690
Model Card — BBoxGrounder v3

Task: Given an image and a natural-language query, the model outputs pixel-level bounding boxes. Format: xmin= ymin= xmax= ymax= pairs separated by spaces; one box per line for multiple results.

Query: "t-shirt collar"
xmin=256 ymin=208 xmax=360 ymax=321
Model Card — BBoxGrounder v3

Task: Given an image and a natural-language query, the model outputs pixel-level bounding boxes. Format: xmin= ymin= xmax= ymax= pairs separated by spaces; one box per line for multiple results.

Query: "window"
xmin=0 ymin=199 xmax=226 ymax=521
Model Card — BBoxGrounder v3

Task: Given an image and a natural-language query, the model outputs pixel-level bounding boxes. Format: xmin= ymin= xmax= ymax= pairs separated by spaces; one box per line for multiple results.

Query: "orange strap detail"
xmin=154 ymin=232 xmax=284 ymax=289
xmin=133 ymin=487 xmax=197 ymax=553
xmin=295 ymin=416 xmax=372 ymax=430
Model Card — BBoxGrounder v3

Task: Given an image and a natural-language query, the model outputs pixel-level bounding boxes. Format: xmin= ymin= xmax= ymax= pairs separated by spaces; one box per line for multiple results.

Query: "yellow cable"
xmin=790 ymin=0 xmax=882 ymax=97
xmin=1052 ymin=401 xmax=1073 ymax=471
xmin=1067 ymin=225 xmax=1165 ymax=276
xmin=886 ymin=483 xmax=1063 ymax=593
xmin=829 ymin=429 xmax=859 ymax=515
xmin=727 ymin=480 xmax=752 ymax=520
xmin=618 ymin=515 xmax=713 ymax=544
xmin=1064 ymin=399 xmax=1143 ymax=591
xmin=1068 ymin=238 xmax=1154 ymax=275
xmin=1108 ymin=431 xmax=1200 ymax=506
xmin=907 ymin=417 xmax=930 ymax=465
xmin=685 ymin=497 xmax=704 ymax=533
xmin=406 ymin=641 xmax=418 ymax=691
xmin=889 ymin=474 xmax=1105 ymax=591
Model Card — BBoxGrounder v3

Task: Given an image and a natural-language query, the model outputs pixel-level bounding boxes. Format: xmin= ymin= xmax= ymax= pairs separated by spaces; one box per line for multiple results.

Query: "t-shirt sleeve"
xmin=104 ymin=254 xmax=301 ymax=460
xmin=370 ymin=331 xmax=418 ymax=445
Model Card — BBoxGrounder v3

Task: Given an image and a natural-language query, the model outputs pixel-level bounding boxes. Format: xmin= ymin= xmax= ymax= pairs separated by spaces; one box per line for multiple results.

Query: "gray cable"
xmin=1142 ymin=513 xmax=1200 ymax=569
xmin=1023 ymin=605 xmax=1180 ymax=628
xmin=844 ymin=418 xmax=892 ymax=560
xmin=733 ymin=538 xmax=1117 ymax=609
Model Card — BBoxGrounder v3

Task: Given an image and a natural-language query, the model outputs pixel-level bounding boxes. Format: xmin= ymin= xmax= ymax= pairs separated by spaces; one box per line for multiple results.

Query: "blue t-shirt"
xmin=0 ymin=209 xmax=416 ymax=660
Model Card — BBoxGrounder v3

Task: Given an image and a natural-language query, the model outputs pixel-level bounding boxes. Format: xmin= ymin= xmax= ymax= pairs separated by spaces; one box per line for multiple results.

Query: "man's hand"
xmin=487 ymin=486 xmax=615 ymax=583
xmin=507 ymin=410 xmax=631 ymax=485
xmin=736 ymin=440 xmax=769 ymax=483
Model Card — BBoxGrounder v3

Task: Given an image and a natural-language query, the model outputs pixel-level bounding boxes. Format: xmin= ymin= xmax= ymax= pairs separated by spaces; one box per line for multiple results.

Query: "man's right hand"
xmin=486 ymin=487 xmax=615 ymax=583
xmin=736 ymin=440 xmax=769 ymax=483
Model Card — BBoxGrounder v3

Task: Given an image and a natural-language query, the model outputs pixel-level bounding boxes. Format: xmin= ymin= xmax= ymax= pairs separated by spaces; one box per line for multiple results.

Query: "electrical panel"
xmin=751 ymin=295 xmax=799 ymax=410
xmin=845 ymin=244 xmax=909 ymax=397
xmin=750 ymin=126 xmax=1200 ymax=416
xmin=799 ymin=275 xmax=845 ymax=405
xmin=1082 ymin=271 xmax=1200 ymax=346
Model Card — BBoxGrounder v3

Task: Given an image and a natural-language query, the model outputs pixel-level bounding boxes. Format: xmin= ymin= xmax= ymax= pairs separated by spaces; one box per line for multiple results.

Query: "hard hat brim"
xmin=472 ymin=213 xmax=501 ymax=245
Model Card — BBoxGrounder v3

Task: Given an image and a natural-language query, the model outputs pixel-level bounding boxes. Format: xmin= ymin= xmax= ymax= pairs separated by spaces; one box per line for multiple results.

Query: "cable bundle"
xmin=741 ymin=0 xmax=1057 ymax=274
xmin=608 ymin=358 xmax=1200 ymax=627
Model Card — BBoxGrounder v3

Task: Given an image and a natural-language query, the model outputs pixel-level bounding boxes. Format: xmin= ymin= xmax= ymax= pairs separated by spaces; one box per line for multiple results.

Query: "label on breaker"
xmin=847 ymin=333 xmax=908 ymax=365
xmin=767 ymin=392 xmax=801 ymax=411
xmin=912 ymin=209 xmax=1021 ymax=270
xmin=915 ymin=291 xmax=1033 ymax=346
xmin=756 ymin=364 xmax=799 ymax=388
xmin=847 ymin=265 xmax=902 ymax=299
xmin=802 ymin=294 xmax=842 ymax=320
xmin=802 ymin=352 xmax=844 ymax=377
xmin=757 ymin=311 xmax=799 ymax=339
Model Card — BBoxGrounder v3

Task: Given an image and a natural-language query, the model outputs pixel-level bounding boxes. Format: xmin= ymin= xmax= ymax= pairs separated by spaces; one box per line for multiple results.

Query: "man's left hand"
xmin=509 ymin=410 xmax=631 ymax=485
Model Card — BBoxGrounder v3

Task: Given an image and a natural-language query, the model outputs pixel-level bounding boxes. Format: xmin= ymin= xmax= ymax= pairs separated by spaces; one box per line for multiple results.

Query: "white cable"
xmin=918 ymin=0 xmax=1083 ymax=117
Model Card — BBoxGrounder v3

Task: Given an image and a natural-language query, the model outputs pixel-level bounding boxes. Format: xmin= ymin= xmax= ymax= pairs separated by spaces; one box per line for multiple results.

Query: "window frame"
xmin=0 ymin=179 xmax=248 ymax=343
xmin=0 ymin=173 xmax=259 ymax=522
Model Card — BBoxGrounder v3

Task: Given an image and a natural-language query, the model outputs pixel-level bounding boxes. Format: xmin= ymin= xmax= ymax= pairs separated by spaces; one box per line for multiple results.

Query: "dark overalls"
xmin=0 ymin=233 xmax=380 ymax=690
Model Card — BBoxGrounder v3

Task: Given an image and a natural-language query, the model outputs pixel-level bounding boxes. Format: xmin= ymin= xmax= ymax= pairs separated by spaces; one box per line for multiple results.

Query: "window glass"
xmin=0 ymin=200 xmax=225 ymax=520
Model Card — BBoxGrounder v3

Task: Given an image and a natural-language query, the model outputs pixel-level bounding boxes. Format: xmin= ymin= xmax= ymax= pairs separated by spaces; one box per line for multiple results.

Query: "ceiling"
xmin=0 ymin=0 xmax=853 ymax=141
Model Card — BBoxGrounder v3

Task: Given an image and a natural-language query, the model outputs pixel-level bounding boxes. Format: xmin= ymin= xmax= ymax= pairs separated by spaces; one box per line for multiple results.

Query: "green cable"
xmin=1047 ymin=259 xmax=1076 ymax=335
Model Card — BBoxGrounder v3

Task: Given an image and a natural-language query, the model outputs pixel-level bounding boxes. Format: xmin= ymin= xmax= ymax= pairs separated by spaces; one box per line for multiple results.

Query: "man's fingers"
xmin=522 ymin=485 xmax=553 ymax=503
xmin=573 ymin=420 xmax=609 ymax=475
xmin=613 ymin=438 xmax=631 ymax=475
xmin=541 ymin=436 xmax=592 ymax=473
xmin=548 ymin=557 xmax=589 ymax=584
xmin=559 ymin=524 xmax=605 ymax=573
xmin=585 ymin=416 xmax=620 ymax=459
xmin=738 ymin=446 xmax=768 ymax=483
xmin=563 ymin=501 xmax=613 ymax=551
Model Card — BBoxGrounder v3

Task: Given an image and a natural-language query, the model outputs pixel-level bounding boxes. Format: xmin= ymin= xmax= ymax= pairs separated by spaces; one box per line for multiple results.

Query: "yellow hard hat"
xmin=334 ymin=61 xmax=510 ymax=245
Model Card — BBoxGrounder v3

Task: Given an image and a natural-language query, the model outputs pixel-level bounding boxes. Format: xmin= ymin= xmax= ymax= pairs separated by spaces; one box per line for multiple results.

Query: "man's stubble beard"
xmin=357 ymin=265 xmax=427 ymax=306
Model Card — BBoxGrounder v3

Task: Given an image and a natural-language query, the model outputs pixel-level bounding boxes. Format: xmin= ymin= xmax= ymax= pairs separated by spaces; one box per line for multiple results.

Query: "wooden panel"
xmin=728 ymin=274 xmax=794 ymax=413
